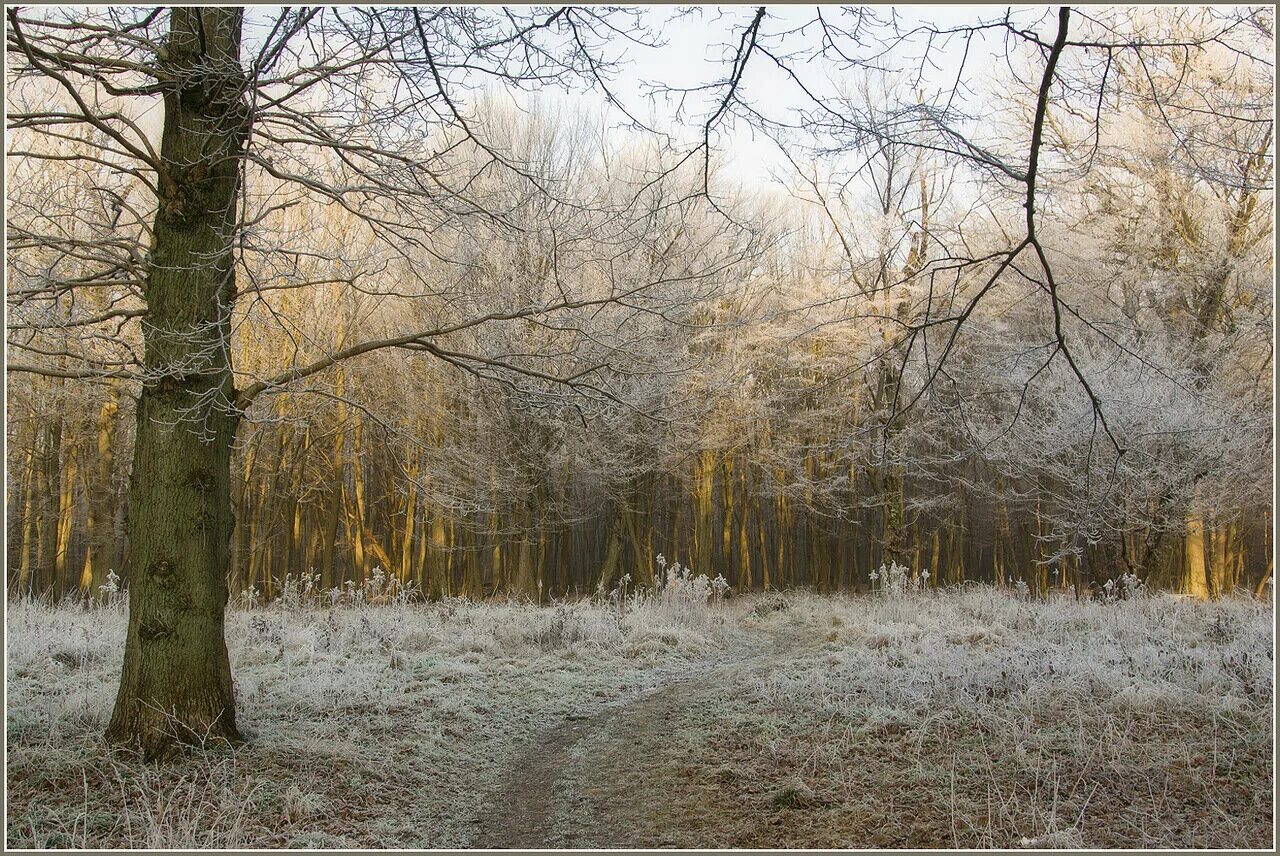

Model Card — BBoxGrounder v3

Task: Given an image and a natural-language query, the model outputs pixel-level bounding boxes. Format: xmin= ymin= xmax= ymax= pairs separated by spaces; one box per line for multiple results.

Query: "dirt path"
xmin=472 ymin=679 xmax=682 ymax=849
xmin=474 ymin=638 xmax=800 ymax=849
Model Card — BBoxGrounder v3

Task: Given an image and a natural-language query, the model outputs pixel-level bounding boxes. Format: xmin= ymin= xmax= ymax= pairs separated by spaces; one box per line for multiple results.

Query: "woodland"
xmin=4 ymin=4 xmax=1276 ymax=768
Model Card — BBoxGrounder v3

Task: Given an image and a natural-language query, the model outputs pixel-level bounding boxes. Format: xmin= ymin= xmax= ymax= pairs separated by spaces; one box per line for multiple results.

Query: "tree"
xmin=5 ymin=5 xmax=1273 ymax=759
xmin=5 ymin=5 xmax=750 ymax=758
xmin=682 ymin=4 xmax=1272 ymax=588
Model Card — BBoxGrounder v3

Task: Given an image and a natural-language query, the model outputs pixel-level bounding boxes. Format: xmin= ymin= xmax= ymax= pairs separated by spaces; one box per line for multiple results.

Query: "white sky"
xmin=82 ymin=5 xmax=1067 ymax=193
xmin=594 ymin=5 xmax=1059 ymax=186
xmin=231 ymin=5 xmax=1063 ymax=189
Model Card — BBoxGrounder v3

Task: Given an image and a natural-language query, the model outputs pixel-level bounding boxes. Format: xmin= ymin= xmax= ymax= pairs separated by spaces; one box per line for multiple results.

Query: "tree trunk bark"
xmin=80 ymin=384 xmax=120 ymax=594
xmin=54 ymin=442 xmax=79 ymax=590
xmin=598 ymin=512 xmax=624 ymax=592
xmin=17 ymin=443 xmax=37 ymax=593
xmin=1184 ymin=492 xmax=1211 ymax=600
xmin=38 ymin=420 xmax=63 ymax=592
xmin=428 ymin=511 xmax=449 ymax=599
xmin=106 ymin=7 xmax=249 ymax=759
xmin=876 ymin=358 xmax=908 ymax=571
xmin=400 ymin=456 xmax=418 ymax=586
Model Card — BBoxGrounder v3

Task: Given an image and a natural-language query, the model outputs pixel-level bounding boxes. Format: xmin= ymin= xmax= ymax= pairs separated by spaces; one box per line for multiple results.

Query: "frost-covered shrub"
xmin=237 ymin=566 xmax=422 ymax=611
xmin=514 ymin=600 xmax=624 ymax=650
xmin=1096 ymin=572 xmax=1146 ymax=604
xmin=96 ymin=569 xmax=125 ymax=608
xmin=595 ymin=572 xmax=634 ymax=614
xmin=869 ymin=561 xmax=927 ymax=597
xmin=355 ymin=565 xmax=419 ymax=605
xmin=236 ymin=586 xmax=262 ymax=611
xmin=275 ymin=572 xmax=321 ymax=609
xmin=649 ymin=555 xmax=728 ymax=623
xmin=593 ymin=555 xmax=730 ymax=630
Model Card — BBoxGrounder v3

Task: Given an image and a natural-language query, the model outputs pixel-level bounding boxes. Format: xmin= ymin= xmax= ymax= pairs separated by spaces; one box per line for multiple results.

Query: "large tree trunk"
xmin=106 ymin=8 xmax=249 ymax=759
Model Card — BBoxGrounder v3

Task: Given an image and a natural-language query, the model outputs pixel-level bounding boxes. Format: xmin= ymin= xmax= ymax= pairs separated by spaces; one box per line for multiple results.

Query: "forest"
xmin=7 ymin=6 xmax=1273 ymax=604
xmin=3 ymin=4 xmax=1276 ymax=849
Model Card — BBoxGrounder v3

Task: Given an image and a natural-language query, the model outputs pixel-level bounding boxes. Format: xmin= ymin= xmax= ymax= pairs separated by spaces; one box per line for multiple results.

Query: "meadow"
xmin=6 ymin=574 xmax=1273 ymax=849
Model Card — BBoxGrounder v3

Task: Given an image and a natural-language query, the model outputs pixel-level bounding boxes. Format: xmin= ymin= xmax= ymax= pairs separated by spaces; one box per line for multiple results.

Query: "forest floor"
xmin=5 ymin=586 xmax=1274 ymax=849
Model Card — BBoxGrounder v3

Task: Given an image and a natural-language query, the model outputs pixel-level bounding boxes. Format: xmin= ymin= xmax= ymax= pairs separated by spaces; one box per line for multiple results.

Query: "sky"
xmin=590 ymin=5 xmax=1058 ymax=187
xmin=228 ymin=5 xmax=1061 ymax=190
xmin=23 ymin=5 xmax=1068 ymax=196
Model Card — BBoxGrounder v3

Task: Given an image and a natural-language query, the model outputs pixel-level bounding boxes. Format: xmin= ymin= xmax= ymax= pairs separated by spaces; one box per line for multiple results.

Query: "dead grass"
xmin=547 ymin=589 xmax=1273 ymax=849
xmin=5 ymin=587 xmax=1274 ymax=848
xmin=6 ymin=593 xmax=741 ymax=848
xmin=678 ymin=700 xmax=1272 ymax=848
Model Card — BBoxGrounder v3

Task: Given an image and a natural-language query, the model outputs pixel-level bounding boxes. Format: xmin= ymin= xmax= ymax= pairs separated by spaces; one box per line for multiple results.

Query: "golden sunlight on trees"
xmin=5 ymin=5 xmax=1273 ymax=762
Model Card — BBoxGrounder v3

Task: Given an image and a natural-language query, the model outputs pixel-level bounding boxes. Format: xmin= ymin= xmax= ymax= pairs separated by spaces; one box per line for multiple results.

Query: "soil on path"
xmin=473 ymin=640 xmax=796 ymax=849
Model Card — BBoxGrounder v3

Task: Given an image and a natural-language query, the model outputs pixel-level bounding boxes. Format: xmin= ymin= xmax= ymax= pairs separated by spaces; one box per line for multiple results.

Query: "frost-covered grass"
xmin=5 ymin=584 xmax=1274 ymax=849
xmin=6 ymin=589 xmax=742 ymax=849
xmin=571 ymin=586 xmax=1273 ymax=849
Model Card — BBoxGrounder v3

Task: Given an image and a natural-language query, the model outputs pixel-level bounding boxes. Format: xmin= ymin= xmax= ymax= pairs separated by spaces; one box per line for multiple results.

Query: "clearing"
xmin=5 ymin=585 xmax=1274 ymax=849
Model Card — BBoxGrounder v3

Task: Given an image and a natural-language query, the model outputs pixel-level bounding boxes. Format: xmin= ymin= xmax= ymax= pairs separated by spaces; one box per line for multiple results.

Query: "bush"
xmin=869 ymin=561 xmax=928 ymax=597
xmin=236 ymin=566 xmax=421 ymax=611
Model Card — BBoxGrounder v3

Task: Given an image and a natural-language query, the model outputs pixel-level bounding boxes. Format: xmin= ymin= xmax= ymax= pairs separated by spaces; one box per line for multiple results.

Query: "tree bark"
xmin=598 ymin=511 xmax=624 ymax=592
xmin=80 ymin=384 xmax=120 ymax=594
xmin=38 ymin=420 xmax=63 ymax=592
xmin=1184 ymin=492 xmax=1211 ymax=599
xmin=106 ymin=8 xmax=249 ymax=759
xmin=16 ymin=443 xmax=37 ymax=593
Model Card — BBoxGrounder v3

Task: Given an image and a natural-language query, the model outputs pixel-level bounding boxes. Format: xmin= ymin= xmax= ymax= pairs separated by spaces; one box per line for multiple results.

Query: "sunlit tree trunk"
xmin=738 ymin=462 xmax=752 ymax=589
xmin=694 ymin=449 xmax=715 ymax=576
xmin=400 ymin=457 xmax=418 ymax=586
xmin=1256 ymin=550 xmax=1273 ymax=599
xmin=106 ymin=8 xmax=249 ymax=758
xmin=929 ymin=529 xmax=940 ymax=589
xmin=320 ymin=424 xmax=343 ymax=589
xmin=488 ymin=499 xmax=504 ymax=596
xmin=37 ymin=420 xmax=63 ymax=591
xmin=80 ymin=386 xmax=119 ymax=593
xmin=1184 ymin=492 xmax=1211 ymax=599
xmin=1209 ymin=521 xmax=1238 ymax=597
xmin=53 ymin=446 xmax=79 ymax=593
xmin=16 ymin=444 xmax=36 ymax=592
xmin=721 ymin=456 xmax=735 ymax=585
xmin=282 ymin=428 xmax=308 ymax=580
xmin=348 ymin=420 xmax=368 ymax=582
xmin=428 ymin=511 xmax=449 ymax=598
xmin=774 ymin=471 xmax=789 ymax=586
xmin=873 ymin=360 xmax=908 ymax=571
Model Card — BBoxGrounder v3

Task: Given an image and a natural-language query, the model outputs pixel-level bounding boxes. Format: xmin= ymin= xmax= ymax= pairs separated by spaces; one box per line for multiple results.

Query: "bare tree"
xmin=4 ymin=5 xmax=753 ymax=758
xmin=5 ymin=4 xmax=1272 ymax=760
xmin=672 ymin=4 xmax=1272 ymax=578
xmin=677 ymin=4 xmax=1271 ymax=439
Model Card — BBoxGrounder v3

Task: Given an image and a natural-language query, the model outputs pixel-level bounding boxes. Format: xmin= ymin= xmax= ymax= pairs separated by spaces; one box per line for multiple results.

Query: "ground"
xmin=5 ymin=583 xmax=1274 ymax=849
